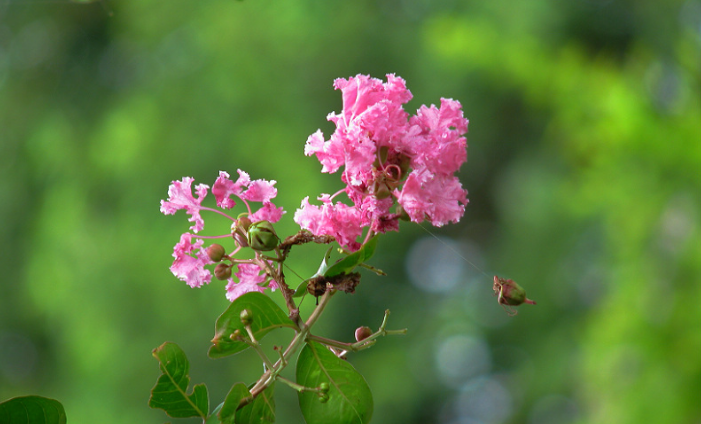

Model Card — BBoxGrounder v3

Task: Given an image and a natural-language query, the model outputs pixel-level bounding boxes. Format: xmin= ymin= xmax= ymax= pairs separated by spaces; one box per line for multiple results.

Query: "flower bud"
xmin=318 ymin=382 xmax=329 ymax=393
xmin=240 ymin=309 xmax=253 ymax=326
xmin=229 ymin=329 xmax=242 ymax=340
xmin=232 ymin=232 xmax=248 ymax=248
xmin=318 ymin=393 xmax=330 ymax=403
xmin=232 ymin=215 xmax=252 ymax=248
xmin=354 ymin=326 xmax=373 ymax=342
xmin=214 ymin=263 xmax=232 ymax=280
xmin=493 ymin=276 xmax=536 ymax=307
xmin=236 ymin=215 xmax=252 ymax=231
xmin=206 ymin=244 xmax=226 ymax=262
xmin=247 ymin=221 xmax=279 ymax=251
xmin=232 ymin=231 xmax=249 ymax=248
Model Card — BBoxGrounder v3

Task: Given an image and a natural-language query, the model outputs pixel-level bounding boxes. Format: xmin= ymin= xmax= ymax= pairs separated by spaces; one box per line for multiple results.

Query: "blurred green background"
xmin=1 ymin=0 xmax=700 ymax=423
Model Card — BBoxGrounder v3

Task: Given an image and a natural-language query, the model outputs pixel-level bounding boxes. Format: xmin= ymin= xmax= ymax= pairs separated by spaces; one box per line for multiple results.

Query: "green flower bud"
xmin=319 ymin=382 xmax=329 ymax=393
xmin=206 ymin=244 xmax=226 ymax=262
xmin=229 ymin=329 xmax=242 ymax=340
xmin=354 ymin=326 xmax=373 ymax=342
xmin=214 ymin=263 xmax=232 ymax=280
xmin=240 ymin=309 xmax=253 ymax=326
xmin=247 ymin=221 xmax=279 ymax=251
xmin=318 ymin=393 xmax=330 ymax=403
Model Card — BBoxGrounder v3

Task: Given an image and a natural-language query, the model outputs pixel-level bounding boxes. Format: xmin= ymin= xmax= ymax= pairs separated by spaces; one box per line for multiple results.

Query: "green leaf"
xmin=294 ymin=239 xmax=380 ymax=298
xmin=324 ymin=236 xmax=379 ymax=278
xmin=314 ymin=246 xmax=335 ymax=276
xmin=218 ymin=382 xmax=276 ymax=424
xmin=239 ymin=385 xmax=276 ymax=424
xmin=206 ymin=401 xmax=225 ymax=424
xmin=0 ymin=396 xmax=66 ymax=424
xmin=219 ymin=383 xmax=249 ymax=424
xmin=209 ymin=292 xmax=297 ymax=358
xmin=293 ymin=247 xmax=334 ymax=298
xmin=149 ymin=342 xmax=209 ymax=419
xmin=296 ymin=341 xmax=373 ymax=424
xmin=292 ymin=280 xmax=309 ymax=298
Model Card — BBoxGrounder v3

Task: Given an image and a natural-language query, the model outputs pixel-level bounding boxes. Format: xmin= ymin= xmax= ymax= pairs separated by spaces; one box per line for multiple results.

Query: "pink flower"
xmin=319 ymin=74 xmax=413 ymax=186
xmin=169 ymin=233 xmax=213 ymax=288
xmin=395 ymin=171 xmax=468 ymax=227
xmin=160 ymin=177 xmax=209 ymax=233
xmin=225 ymin=263 xmax=279 ymax=301
xmin=243 ymin=178 xmax=279 ymax=203
xmin=212 ymin=170 xmax=250 ymax=209
xmin=212 ymin=170 xmax=280 ymax=208
xmin=294 ymin=196 xmax=363 ymax=251
xmin=358 ymin=195 xmax=398 ymax=233
xmin=304 ymin=130 xmax=345 ymax=174
xmin=211 ymin=170 xmax=283 ymax=221
xmin=297 ymin=74 xmax=469 ymax=248
xmin=161 ymin=170 xmax=285 ymax=300
xmin=407 ymin=98 xmax=468 ymax=177
xmin=249 ymin=202 xmax=285 ymax=223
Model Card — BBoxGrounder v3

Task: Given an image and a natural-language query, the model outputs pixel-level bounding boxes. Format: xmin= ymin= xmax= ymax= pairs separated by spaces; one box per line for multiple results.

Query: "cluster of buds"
xmin=207 ymin=217 xmax=280 ymax=284
xmin=317 ymin=382 xmax=330 ymax=403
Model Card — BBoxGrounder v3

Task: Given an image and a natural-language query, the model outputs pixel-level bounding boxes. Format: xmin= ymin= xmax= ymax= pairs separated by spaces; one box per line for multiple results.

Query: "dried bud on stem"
xmin=493 ymin=275 xmax=536 ymax=315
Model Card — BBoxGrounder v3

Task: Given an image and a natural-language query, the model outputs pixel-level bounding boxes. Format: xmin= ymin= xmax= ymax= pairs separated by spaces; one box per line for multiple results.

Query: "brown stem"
xmin=256 ymin=251 xmax=299 ymax=325
xmin=241 ymin=286 xmax=336 ymax=408
xmin=278 ymin=230 xmax=335 ymax=261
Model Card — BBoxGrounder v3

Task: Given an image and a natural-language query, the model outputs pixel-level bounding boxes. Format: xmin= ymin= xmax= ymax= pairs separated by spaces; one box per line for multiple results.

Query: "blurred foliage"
xmin=1 ymin=0 xmax=699 ymax=423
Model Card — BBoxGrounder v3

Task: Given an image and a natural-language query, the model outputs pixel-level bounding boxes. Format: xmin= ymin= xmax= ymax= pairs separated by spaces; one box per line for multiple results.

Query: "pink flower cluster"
xmin=160 ymin=170 xmax=283 ymax=300
xmin=161 ymin=74 xmax=469 ymax=299
xmin=294 ymin=74 xmax=469 ymax=251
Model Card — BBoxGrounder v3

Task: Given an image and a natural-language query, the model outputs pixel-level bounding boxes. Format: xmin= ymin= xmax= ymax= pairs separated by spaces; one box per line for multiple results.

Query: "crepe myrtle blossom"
xmin=225 ymin=263 xmax=279 ymax=302
xmin=160 ymin=170 xmax=283 ymax=300
xmin=295 ymin=74 xmax=469 ymax=251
